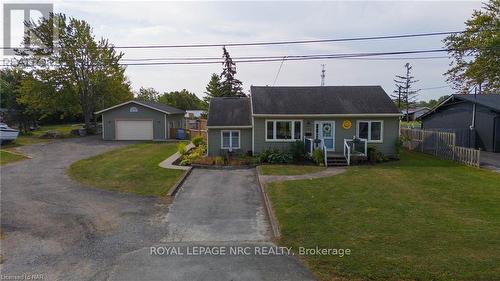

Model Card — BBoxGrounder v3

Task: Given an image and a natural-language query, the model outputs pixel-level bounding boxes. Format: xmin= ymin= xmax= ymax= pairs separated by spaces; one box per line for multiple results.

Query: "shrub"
xmin=258 ymin=149 xmax=273 ymax=163
xmin=312 ymin=148 xmax=324 ymax=166
xmin=214 ymin=156 xmax=224 ymax=165
xmin=192 ymin=136 xmax=206 ymax=147
xmin=290 ymin=140 xmax=306 ymax=162
xmin=267 ymin=150 xmax=293 ymax=164
xmin=177 ymin=143 xmax=187 ymax=156
xmin=367 ymin=146 xmax=387 ymax=163
xmin=395 ymin=137 xmax=403 ymax=155
xmin=179 ymin=158 xmax=192 ymax=166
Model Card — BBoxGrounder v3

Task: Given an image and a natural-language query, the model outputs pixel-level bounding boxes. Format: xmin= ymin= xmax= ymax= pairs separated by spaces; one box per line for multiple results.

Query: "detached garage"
xmin=96 ymin=100 xmax=185 ymax=141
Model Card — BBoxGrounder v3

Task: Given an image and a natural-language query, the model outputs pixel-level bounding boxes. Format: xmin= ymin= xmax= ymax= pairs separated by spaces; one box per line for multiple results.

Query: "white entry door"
xmin=315 ymin=121 xmax=335 ymax=151
xmin=115 ymin=120 xmax=154 ymax=140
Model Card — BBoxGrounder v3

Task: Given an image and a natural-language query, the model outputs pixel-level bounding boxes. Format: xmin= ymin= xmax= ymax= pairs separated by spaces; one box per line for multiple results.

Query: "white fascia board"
xmin=94 ymin=100 xmax=171 ymax=115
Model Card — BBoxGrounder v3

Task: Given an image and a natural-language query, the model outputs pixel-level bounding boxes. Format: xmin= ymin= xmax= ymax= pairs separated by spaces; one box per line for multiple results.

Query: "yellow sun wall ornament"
xmin=342 ymin=120 xmax=352 ymax=129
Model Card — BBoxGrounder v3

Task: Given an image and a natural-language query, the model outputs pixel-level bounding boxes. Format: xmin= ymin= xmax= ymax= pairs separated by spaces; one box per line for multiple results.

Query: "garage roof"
xmin=95 ymin=100 xmax=185 ymax=115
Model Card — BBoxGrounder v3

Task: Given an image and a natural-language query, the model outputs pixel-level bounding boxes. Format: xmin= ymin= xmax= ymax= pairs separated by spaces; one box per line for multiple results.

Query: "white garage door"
xmin=115 ymin=120 xmax=154 ymax=140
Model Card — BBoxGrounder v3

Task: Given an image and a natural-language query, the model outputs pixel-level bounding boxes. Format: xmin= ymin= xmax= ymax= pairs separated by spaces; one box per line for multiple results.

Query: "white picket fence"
xmin=401 ymin=128 xmax=481 ymax=167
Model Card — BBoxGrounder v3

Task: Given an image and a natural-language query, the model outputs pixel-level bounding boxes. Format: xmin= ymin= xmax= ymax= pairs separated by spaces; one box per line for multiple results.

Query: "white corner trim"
xmin=94 ymin=100 xmax=172 ymax=115
xmin=101 ymin=114 xmax=104 ymax=139
xmin=164 ymin=114 xmax=167 ymax=139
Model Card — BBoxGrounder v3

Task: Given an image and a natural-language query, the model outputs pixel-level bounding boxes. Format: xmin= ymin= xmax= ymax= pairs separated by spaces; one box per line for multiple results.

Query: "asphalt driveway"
xmin=1 ymin=137 xmax=170 ymax=280
xmin=106 ymin=169 xmax=315 ymax=281
xmin=1 ymin=138 xmax=315 ymax=281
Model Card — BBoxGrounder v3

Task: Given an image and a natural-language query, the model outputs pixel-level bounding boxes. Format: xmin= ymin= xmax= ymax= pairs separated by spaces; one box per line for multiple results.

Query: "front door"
xmin=315 ymin=121 xmax=335 ymax=151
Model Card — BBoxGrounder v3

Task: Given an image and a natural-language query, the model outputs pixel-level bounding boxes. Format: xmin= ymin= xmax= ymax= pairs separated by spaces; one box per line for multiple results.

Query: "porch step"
xmin=326 ymin=155 xmax=348 ymax=166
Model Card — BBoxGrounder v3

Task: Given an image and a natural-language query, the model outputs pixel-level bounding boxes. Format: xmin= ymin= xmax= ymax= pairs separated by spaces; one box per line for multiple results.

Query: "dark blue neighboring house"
xmin=419 ymin=94 xmax=500 ymax=153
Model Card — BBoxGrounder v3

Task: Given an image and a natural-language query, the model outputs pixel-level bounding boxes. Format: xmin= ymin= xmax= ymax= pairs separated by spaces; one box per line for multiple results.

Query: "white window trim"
xmin=221 ymin=130 xmax=241 ymax=150
xmin=265 ymin=120 xmax=303 ymax=142
xmin=356 ymin=120 xmax=384 ymax=143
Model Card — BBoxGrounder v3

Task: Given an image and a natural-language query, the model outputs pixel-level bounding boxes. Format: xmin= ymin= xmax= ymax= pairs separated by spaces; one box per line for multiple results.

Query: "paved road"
xmin=1 ymin=138 xmax=315 ymax=280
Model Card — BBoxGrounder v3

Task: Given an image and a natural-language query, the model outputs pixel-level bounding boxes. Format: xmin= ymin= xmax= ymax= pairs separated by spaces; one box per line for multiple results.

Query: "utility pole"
xmin=320 ymin=64 xmax=326 ymax=86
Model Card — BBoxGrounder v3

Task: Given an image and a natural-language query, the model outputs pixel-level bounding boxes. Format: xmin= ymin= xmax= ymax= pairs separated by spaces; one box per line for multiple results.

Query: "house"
xmin=95 ymin=100 xmax=185 ymax=140
xmin=206 ymin=86 xmax=402 ymax=159
xmin=401 ymin=107 xmax=429 ymax=121
xmin=419 ymin=94 xmax=500 ymax=152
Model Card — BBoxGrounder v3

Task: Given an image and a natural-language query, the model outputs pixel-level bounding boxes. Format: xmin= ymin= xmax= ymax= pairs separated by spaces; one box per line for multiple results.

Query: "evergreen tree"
xmin=394 ymin=63 xmax=420 ymax=121
xmin=220 ymin=47 xmax=245 ymax=97
xmin=203 ymin=73 xmax=222 ymax=105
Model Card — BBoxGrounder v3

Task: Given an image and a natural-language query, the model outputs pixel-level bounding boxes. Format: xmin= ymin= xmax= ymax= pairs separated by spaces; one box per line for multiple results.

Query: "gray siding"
xmin=422 ymin=102 xmax=498 ymax=151
xmin=253 ymin=117 xmax=400 ymax=156
xmin=207 ymin=128 xmax=252 ymax=156
xmin=102 ymin=103 xmax=167 ymax=140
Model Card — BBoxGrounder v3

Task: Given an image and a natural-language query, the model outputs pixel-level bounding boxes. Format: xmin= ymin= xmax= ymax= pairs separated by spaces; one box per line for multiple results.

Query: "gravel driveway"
xmin=1 ymin=138 xmax=314 ymax=280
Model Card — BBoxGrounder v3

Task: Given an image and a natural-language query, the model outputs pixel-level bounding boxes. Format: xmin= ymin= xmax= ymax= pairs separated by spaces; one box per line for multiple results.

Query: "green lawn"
xmin=68 ymin=142 xmax=184 ymax=196
xmin=0 ymin=150 xmax=27 ymax=165
xmin=260 ymin=164 xmax=326 ymax=176
xmin=267 ymin=151 xmax=500 ymax=281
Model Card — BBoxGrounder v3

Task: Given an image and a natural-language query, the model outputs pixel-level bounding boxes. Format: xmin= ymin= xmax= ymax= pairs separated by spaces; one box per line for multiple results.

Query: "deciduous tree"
xmin=444 ymin=0 xmax=500 ymax=94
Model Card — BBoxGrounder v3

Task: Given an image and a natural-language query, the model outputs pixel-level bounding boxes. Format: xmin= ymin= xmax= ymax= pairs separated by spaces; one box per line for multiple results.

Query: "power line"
xmin=273 ymin=56 xmax=287 ymax=86
xmin=0 ymin=30 xmax=464 ymax=50
xmin=118 ymin=49 xmax=452 ymax=65
xmin=120 ymin=55 xmax=453 ymax=62
xmin=112 ymin=31 xmax=464 ymax=49
xmin=420 ymin=85 xmax=450 ymax=90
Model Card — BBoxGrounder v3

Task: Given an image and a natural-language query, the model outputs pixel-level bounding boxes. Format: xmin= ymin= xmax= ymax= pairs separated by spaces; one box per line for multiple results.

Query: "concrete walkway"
xmin=158 ymin=143 xmax=195 ymax=170
xmin=258 ymin=166 xmax=347 ymax=184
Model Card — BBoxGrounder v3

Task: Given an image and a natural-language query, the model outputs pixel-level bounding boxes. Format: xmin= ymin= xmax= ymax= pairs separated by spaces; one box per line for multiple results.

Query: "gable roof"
xmin=95 ymin=100 xmax=185 ymax=115
xmin=419 ymin=94 xmax=500 ymax=120
xmin=207 ymin=97 xmax=252 ymax=127
xmin=251 ymin=86 xmax=401 ymax=115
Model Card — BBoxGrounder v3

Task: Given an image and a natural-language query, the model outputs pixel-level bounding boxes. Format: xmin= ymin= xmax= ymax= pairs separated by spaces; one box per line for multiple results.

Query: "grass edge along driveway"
xmin=0 ymin=150 xmax=27 ymax=165
xmin=259 ymin=164 xmax=326 ymax=176
xmin=267 ymin=150 xmax=500 ymax=281
xmin=69 ymin=142 xmax=184 ymax=197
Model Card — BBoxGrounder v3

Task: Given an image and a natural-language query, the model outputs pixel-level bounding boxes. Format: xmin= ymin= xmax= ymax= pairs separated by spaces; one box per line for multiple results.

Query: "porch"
xmin=305 ymin=137 xmax=368 ymax=166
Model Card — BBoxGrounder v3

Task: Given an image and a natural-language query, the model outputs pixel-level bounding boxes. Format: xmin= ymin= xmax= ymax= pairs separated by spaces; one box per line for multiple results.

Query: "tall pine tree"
xmin=220 ymin=47 xmax=245 ymax=97
xmin=393 ymin=63 xmax=420 ymax=121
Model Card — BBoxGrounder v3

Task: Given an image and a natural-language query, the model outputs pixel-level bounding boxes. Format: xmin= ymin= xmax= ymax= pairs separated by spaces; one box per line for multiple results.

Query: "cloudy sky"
xmin=4 ymin=1 xmax=483 ymax=101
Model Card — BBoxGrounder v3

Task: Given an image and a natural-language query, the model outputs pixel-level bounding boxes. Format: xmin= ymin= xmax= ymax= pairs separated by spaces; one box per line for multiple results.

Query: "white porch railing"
xmin=322 ymin=141 xmax=327 ymax=167
xmin=343 ymin=139 xmax=351 ymax=166
xmin=343 ymin=137 xmax=368 ymax=165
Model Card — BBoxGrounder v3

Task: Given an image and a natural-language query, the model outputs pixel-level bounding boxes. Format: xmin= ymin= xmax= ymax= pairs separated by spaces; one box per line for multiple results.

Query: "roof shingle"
xmin=251 ymin=86 xmax=400 ymax=115
xmin=207 ymin=97 xmax=252 ymax=127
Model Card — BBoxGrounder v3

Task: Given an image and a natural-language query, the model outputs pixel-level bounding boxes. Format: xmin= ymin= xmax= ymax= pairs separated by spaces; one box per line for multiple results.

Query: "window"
xmin=221 ymin=130 xmax=240 ymax=150
xmin=265 ymin=120 xmax=302 ymax=141
xmin=357 ymin=121 xmax=383 ymax=142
